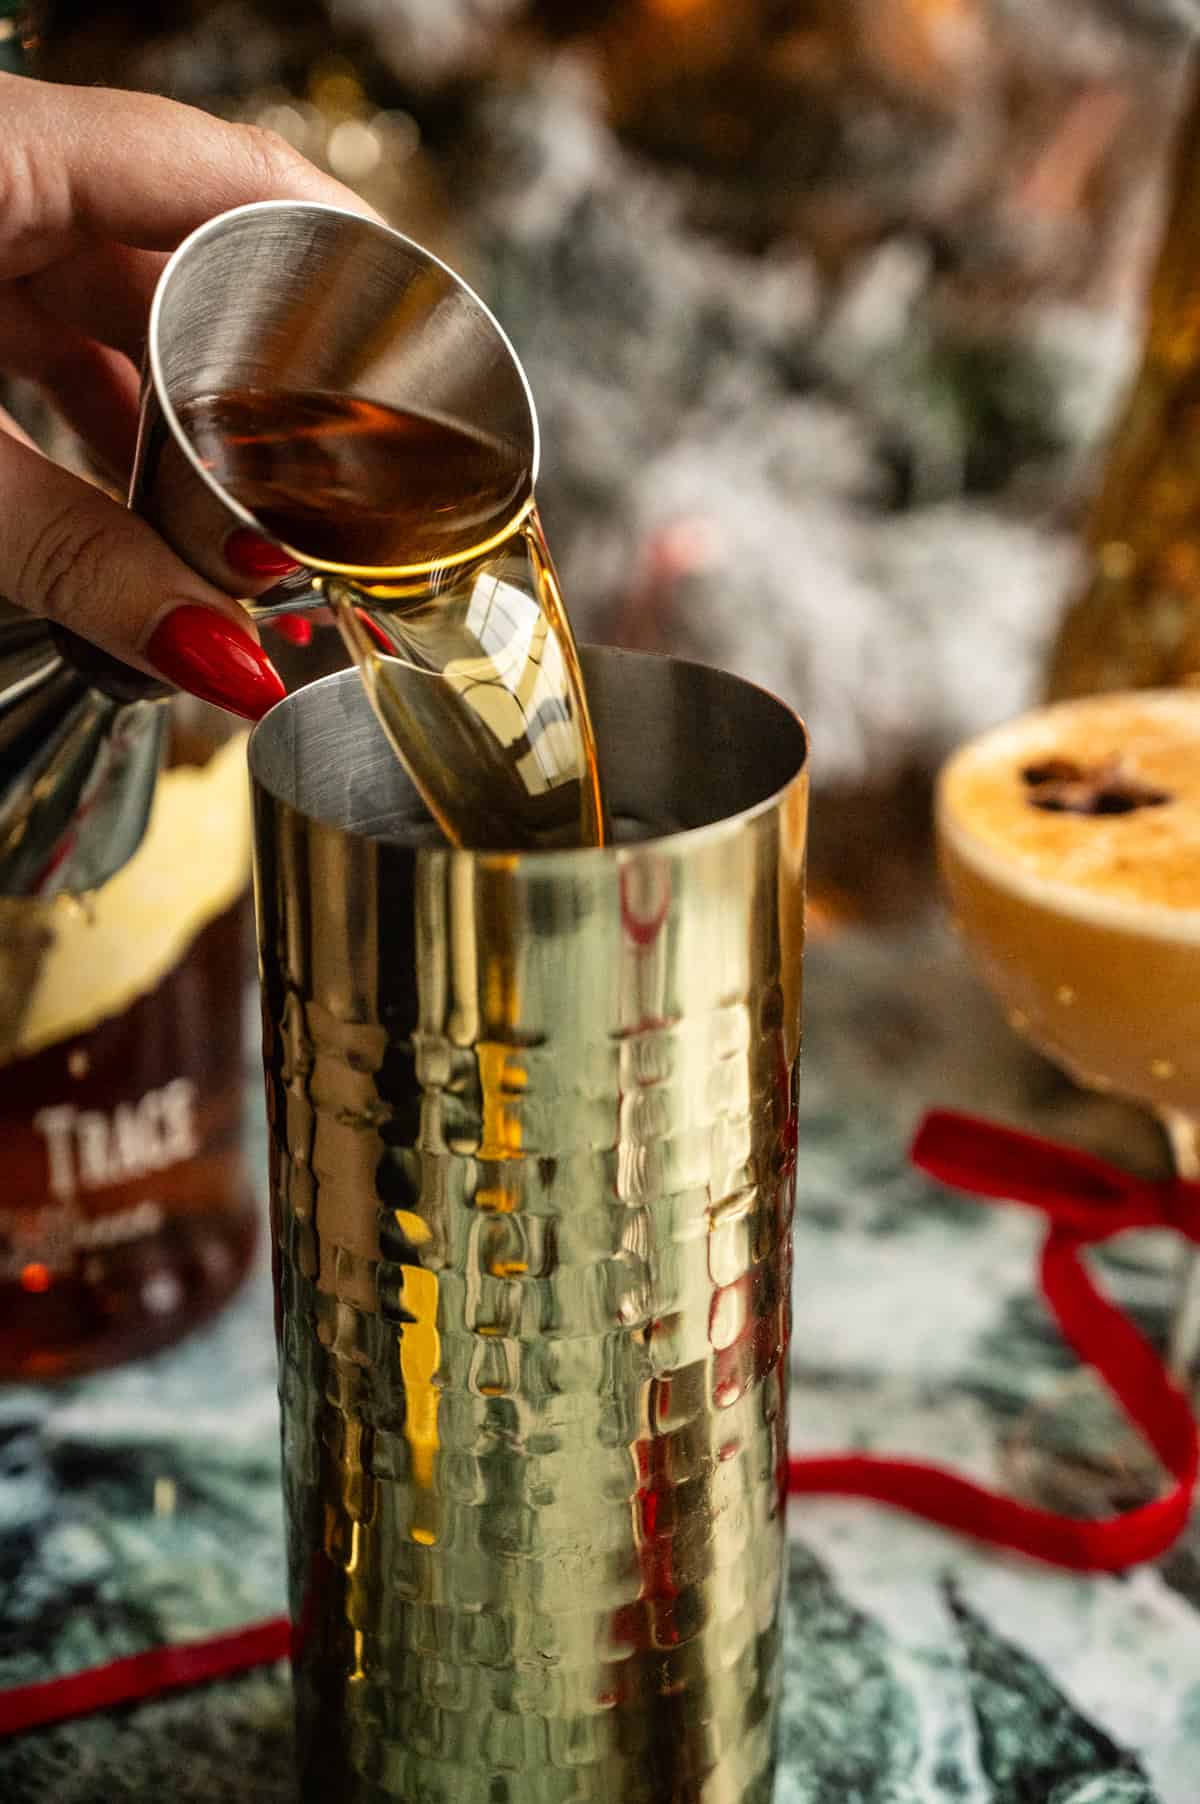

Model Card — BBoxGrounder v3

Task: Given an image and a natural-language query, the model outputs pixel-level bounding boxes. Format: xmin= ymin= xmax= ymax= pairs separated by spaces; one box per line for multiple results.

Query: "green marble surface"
xmin=1 ymin=920 xmax=1198 ymax=1802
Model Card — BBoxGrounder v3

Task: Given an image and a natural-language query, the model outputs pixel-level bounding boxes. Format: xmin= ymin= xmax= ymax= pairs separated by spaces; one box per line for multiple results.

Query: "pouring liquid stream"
xmin=180 ymin=388 xmax=607 ymax=850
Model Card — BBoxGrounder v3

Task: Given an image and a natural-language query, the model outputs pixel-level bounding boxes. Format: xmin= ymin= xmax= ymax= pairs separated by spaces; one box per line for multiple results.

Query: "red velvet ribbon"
xmin=3 ymin=1109 xmax=1197 ymax=1739
xmin=787 ymin=1109 xmax=1200 ymax=1573
xmin=0 ymin=1618 xmax=291 ymax=1740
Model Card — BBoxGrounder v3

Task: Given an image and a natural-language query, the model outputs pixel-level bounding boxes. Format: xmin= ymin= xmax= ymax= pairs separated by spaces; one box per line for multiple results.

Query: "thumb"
xmin=0 ymin=430 xmax=285 ymax=721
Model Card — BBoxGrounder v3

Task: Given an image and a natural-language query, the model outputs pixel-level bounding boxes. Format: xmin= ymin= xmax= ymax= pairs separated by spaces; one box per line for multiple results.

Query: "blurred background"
xmin=12 ymin=0 xmax=1200 ymax=909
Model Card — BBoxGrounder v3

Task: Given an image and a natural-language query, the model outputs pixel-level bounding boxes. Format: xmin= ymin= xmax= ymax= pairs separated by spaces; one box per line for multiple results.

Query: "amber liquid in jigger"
xmin=181 ymin=387 xmax=607 ymax=851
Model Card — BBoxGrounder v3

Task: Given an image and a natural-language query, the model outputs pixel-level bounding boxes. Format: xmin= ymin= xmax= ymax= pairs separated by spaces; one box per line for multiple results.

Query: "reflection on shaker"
xmin=251 ymin=650 xmax=807 ymax=1803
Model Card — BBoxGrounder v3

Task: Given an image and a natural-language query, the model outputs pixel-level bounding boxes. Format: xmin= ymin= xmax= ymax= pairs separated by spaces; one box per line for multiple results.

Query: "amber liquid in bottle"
xmin=180 ymin=388 xmax=607 ymax=851
xmin=0 ymin=721 xmax=257 ymax=1380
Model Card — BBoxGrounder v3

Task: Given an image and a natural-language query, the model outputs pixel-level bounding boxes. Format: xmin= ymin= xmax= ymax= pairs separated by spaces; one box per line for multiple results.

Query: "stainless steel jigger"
xmin=134 ymin=199 xmax=538 ymax=590
xmin=0 ymin=201 xmax=539 ymax=896
xmin=251 ymin=648 xmax=808 ymax=1804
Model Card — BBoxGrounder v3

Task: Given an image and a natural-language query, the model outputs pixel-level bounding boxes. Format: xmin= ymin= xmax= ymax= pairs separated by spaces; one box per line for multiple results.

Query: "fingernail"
xmin=147 ymin=605 xmax=286 ymax=721
xmin=223 ymin=528 xmax=302 ymax=580
xmin=270 ymin=614 xmax=314 ymax=646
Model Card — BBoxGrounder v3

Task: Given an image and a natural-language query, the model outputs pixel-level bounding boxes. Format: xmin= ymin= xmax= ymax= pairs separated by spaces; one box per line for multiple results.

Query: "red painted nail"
xmin=223 ymin=528 xmax=301 ymax=580
xmin=147 ymin=605 xmax=286 ymax=721
xmin=269 ymin=613 xmax=314 ymax=646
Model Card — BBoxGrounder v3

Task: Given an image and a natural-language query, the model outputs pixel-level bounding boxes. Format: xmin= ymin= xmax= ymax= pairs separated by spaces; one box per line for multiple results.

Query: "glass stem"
xmin=1163 ymin=1112 xmax=1200 ymax=1388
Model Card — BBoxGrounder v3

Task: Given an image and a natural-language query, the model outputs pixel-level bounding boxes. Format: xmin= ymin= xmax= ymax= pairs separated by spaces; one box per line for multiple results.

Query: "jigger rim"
xmin=147 ymin=198 xmax=541 ymax=579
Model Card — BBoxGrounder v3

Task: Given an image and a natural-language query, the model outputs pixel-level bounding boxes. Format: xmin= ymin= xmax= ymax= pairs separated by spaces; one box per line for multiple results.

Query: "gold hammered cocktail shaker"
xmin=249 ymin=649 xmax=807 ymax=1803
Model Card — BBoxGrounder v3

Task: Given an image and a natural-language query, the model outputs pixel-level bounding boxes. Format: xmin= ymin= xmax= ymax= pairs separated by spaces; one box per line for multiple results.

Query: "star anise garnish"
xmin=1020 ymin=756 xmax=1170 ymax=815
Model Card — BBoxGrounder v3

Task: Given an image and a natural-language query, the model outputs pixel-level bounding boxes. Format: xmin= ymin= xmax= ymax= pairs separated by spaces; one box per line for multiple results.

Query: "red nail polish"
xmin=270 ymin=613 xmax=314 ymax=646
xmin=223 ymin=528 xmax=302 ymax=580
xmin=147 ymin=605 xmax=286 ymax=721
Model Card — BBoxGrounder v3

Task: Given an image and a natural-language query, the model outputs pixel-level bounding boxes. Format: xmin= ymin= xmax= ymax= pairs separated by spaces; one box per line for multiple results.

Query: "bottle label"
xmin=0 ymin=899 xmax=247 ymax=1278
xmin=0 ymin=737 xmax=252 ymax=1278
xmin=34 ymin=1078 xmax=200 ymax=1203
xmin=2 ymin=733 xmax=251 ymax=1062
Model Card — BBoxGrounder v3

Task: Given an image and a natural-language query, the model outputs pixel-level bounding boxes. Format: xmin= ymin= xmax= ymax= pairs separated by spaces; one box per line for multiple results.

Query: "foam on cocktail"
xmin=939 ymin=691 xmax=1200 ymax=940
xmin=938 ymin=690 xmax=1200 ymax=1114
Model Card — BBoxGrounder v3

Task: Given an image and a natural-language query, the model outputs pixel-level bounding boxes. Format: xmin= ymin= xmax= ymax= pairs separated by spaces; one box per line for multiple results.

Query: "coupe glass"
xmin=937 ymin=688 xmax=1200 ymax=1511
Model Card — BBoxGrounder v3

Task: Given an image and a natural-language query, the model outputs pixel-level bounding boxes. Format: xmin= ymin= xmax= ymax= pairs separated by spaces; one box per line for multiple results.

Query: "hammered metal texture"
xmin=251 ymin=653 xmax=807 ymax=1803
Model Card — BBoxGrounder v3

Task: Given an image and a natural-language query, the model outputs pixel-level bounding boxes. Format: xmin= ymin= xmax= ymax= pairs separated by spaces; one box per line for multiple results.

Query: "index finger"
xmin=0 ymin=73 xmax=379 ymax=278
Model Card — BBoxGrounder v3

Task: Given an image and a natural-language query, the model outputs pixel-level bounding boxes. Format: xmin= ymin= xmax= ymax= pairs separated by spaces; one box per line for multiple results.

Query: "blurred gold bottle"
xmin=0 ymin=705 xmax=257 ymax=1379
xmin=1049 ymin=67 xmax=1200 ymax=699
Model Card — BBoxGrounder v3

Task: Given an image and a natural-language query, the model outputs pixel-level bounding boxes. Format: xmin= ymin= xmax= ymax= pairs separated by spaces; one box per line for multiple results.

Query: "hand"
xmin=0 ymin=74 xmax=367 ymax=717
